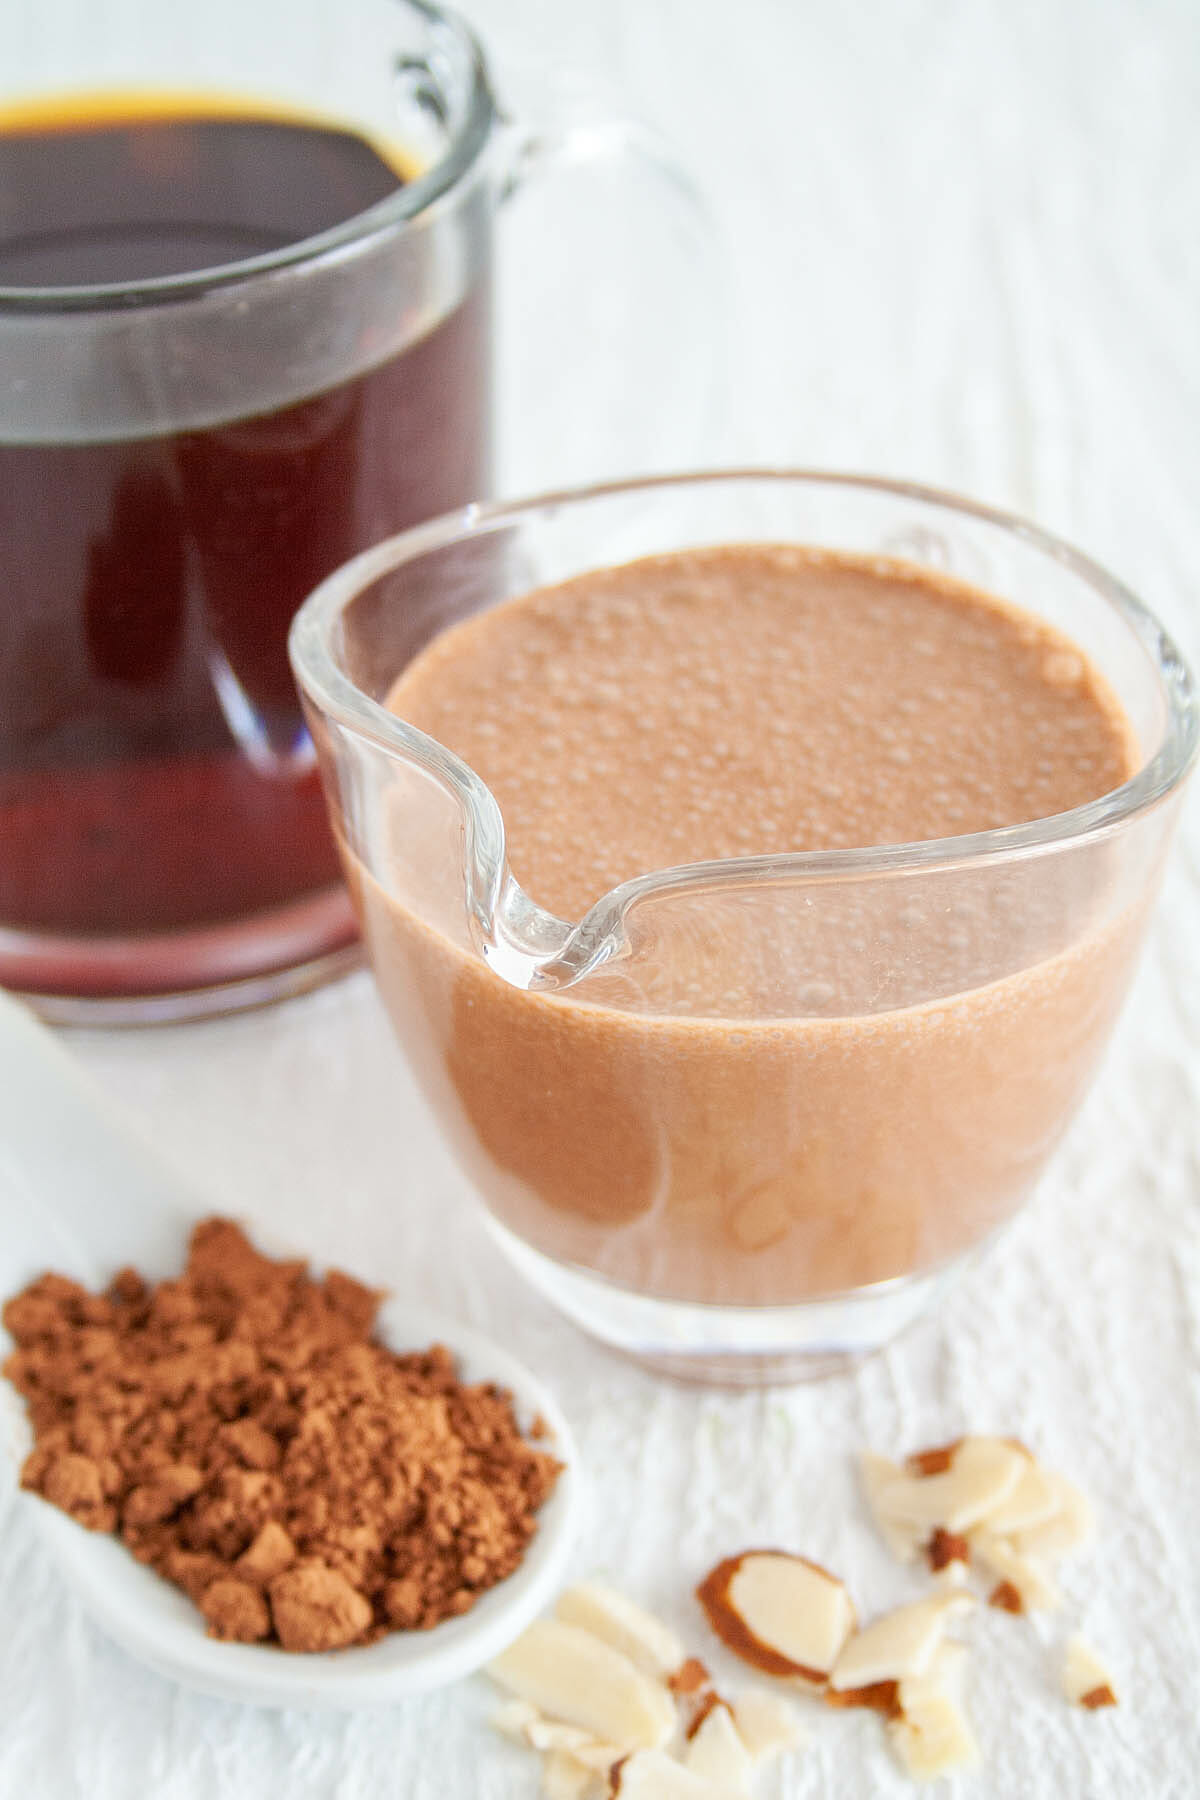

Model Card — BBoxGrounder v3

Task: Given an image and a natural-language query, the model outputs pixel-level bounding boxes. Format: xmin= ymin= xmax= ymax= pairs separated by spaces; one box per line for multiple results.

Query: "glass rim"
xmin=289 ymin=467 xmax=1200 ymax=905
xmin=0 ymin=0 xmax=494 ymax=316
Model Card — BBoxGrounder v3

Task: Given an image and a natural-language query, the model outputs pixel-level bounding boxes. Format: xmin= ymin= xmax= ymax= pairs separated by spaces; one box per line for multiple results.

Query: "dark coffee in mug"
xmin=0 ymin=98 xmax=489 ymax=977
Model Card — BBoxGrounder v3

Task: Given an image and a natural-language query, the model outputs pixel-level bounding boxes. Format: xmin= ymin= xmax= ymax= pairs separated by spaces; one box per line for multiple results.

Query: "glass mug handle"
xmin=491 ymin=63 xmax=726 ymax=495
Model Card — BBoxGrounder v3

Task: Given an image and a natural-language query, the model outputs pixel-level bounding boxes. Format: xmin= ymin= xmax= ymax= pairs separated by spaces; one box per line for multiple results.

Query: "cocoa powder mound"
xmin=2 ymin=1219 xmax=561 ymax=1652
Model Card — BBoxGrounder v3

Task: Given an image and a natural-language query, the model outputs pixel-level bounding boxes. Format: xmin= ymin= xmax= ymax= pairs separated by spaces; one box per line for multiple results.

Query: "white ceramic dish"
xmin=0 ymin=993 xmax=579 ymax=1708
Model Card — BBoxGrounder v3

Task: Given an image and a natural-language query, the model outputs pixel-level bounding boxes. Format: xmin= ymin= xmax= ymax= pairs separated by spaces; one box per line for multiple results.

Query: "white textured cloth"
xmin=3 ymin=2 xmax=1199 ymax=1795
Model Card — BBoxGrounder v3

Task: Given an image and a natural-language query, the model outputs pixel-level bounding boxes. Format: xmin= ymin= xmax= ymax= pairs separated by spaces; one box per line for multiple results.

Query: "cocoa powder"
xmin=2 ymin=1219 xmax=561 ymax=1651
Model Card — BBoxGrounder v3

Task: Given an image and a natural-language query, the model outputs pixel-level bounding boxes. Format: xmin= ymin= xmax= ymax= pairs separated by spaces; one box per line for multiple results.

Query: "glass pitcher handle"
xmin=492 ymin=61 xmax=727 ymax=496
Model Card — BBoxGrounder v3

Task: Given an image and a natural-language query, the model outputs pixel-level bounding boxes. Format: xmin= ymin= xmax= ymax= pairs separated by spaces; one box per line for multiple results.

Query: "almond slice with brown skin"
xmin=489 ymin=1620 xmax=676 ymax=1751
xmin=988 ymin=1579 xmax=1024 ymax=1615
xmin=674 ymin=1677 xmax=720 ymax=1741
xmin=682 ymin=1691 xmax=723 ymax=1740
xmin=888 ymin=1682 xmax=980 ymax=1779
xmin=824 ymin=1679 xmax=901 ymax=1718
xmin=906 ymin=1440 xmax=962 ymax=1476
xmin=829 ymin=1592 xmax=974 ymax=1691
xmin=876 ymin=1438 xmax=1027 ymax=1534
xmin=683 ymin=1701 xmax=753 ymax=1793
xmin=669 ymin=1658 xmax=712 ymax=1696
xmin=967 ymin=1527 xmax=1060 ymax=1612
xmin=1063 ymin=1634 xmax=1119 ymax=1709
xmin=879 ymin=1636 xmax=979 ymax=1778
xmin=696 ymin=1550 xmax=855 ymax=1688
xmin=925 ymin=1527 xmax=970 ymax=1573
xmin=931 ymin=1563 xmax=971 ymax=1595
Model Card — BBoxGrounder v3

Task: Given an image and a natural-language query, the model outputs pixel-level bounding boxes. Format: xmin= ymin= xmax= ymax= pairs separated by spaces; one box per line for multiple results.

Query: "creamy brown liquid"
xmin=355 ymin=548 xmax=1143 ymax=1305
xmin=0 ymin=93 xmax=486 ymax=982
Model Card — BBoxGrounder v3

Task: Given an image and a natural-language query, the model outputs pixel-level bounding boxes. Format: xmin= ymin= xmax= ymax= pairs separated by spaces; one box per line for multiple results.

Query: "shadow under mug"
xmin=0 ymin=0 xmax=715 ymax=1023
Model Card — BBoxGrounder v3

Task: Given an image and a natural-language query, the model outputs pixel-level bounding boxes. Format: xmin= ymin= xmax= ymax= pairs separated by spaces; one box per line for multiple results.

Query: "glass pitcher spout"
xmin=483 ymin=871 xmax=609 ymax=992
xmin=289 ymin=472 xmax=1197 ymax=1378
xmin=379 ymin=722 xmax=630 ymax=995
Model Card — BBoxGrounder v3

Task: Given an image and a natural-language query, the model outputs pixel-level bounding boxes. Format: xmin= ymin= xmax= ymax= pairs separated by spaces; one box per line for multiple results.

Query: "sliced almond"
xmin=489 ymin=1698 xmax=620 ymax=1768
xmin=860 ymin=1452 xmax=924 ymax=1563
xmin=906 ymin=1441 xmax=962 ymax=1476
xmin=490 ymin=1697 xmax=542 ymax=1743
xmin=824 ymin=1679 xmax=900 ymax=1717
xmin=682 ymin=1690 xmax=723 ymax=1740
xmin=889 ymin=1682 xmax=980 ymax=1779
xmin=543 ymin=1750 xmax=606 ymax=1800
xmin=925 ymin=1637 xmax=970 ymax=1700
xmin=1012 ymin=1472 xmax=1096 ymax=1561
xmin=675 ymin=1686 xmax=721 ymax=1742
xmin=729 ymin=1689 xmax=808 ymax=1762
xmin=669 ymin=1658 xmax=712 ymax=1696
xmin=608 ymin=1750 xmax=720 ymax=1796
xmin=1063 ymin=1634 xmax=1118 ymax=1709
xmin=968 ymin=1527 xmax=1060 ymax=1613
xmin=925 ymin=1527 xmax=970 ymax=1572
xmin=556 ymin=1581 xmax=685 ymax=1679
xmin=526 ymin=1720 xmax=608 ymax=1755
xmin=983 ymin=1457 xmax=1063 ymax=1536
xmin=571 ymin=1744 xmax=629 ymax=1773
xmin=877 ymin=1437 xmax=1027 ymax=1534
xmin=697 ymin=1550 xmax=855 ymax=1687
xmin=988 ymin=1579 xmax=1024 ymax=1615
xmin=683 ymin=1701 xmax=753 ymax=1793
xmin=489 ymin=1620 xmax=676 ymax=1751
xmin=829 ymin=1592 xmax=973 ymax=1691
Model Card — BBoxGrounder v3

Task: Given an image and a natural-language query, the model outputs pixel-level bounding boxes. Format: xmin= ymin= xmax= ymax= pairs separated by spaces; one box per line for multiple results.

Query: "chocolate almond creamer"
xmin=355 ymin=548 xmax=1142 ymax=1305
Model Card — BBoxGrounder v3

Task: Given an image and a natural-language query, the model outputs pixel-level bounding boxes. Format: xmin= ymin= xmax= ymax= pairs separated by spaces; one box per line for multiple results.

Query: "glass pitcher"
xmin=290 ymin=472 xmax=1197 ymax=1383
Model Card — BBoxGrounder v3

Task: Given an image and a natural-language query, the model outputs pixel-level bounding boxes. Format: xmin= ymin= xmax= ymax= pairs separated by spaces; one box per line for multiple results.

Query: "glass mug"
xmin=290 ymin=472 xmax=1197 ymax=1384
xmin=0 ymin=0 xmax=715 ymax=1021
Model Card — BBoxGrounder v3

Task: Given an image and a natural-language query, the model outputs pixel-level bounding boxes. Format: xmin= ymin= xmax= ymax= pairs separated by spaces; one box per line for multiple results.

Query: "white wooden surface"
xmin=2 ymin=3 xmax=1199 ymax=1794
